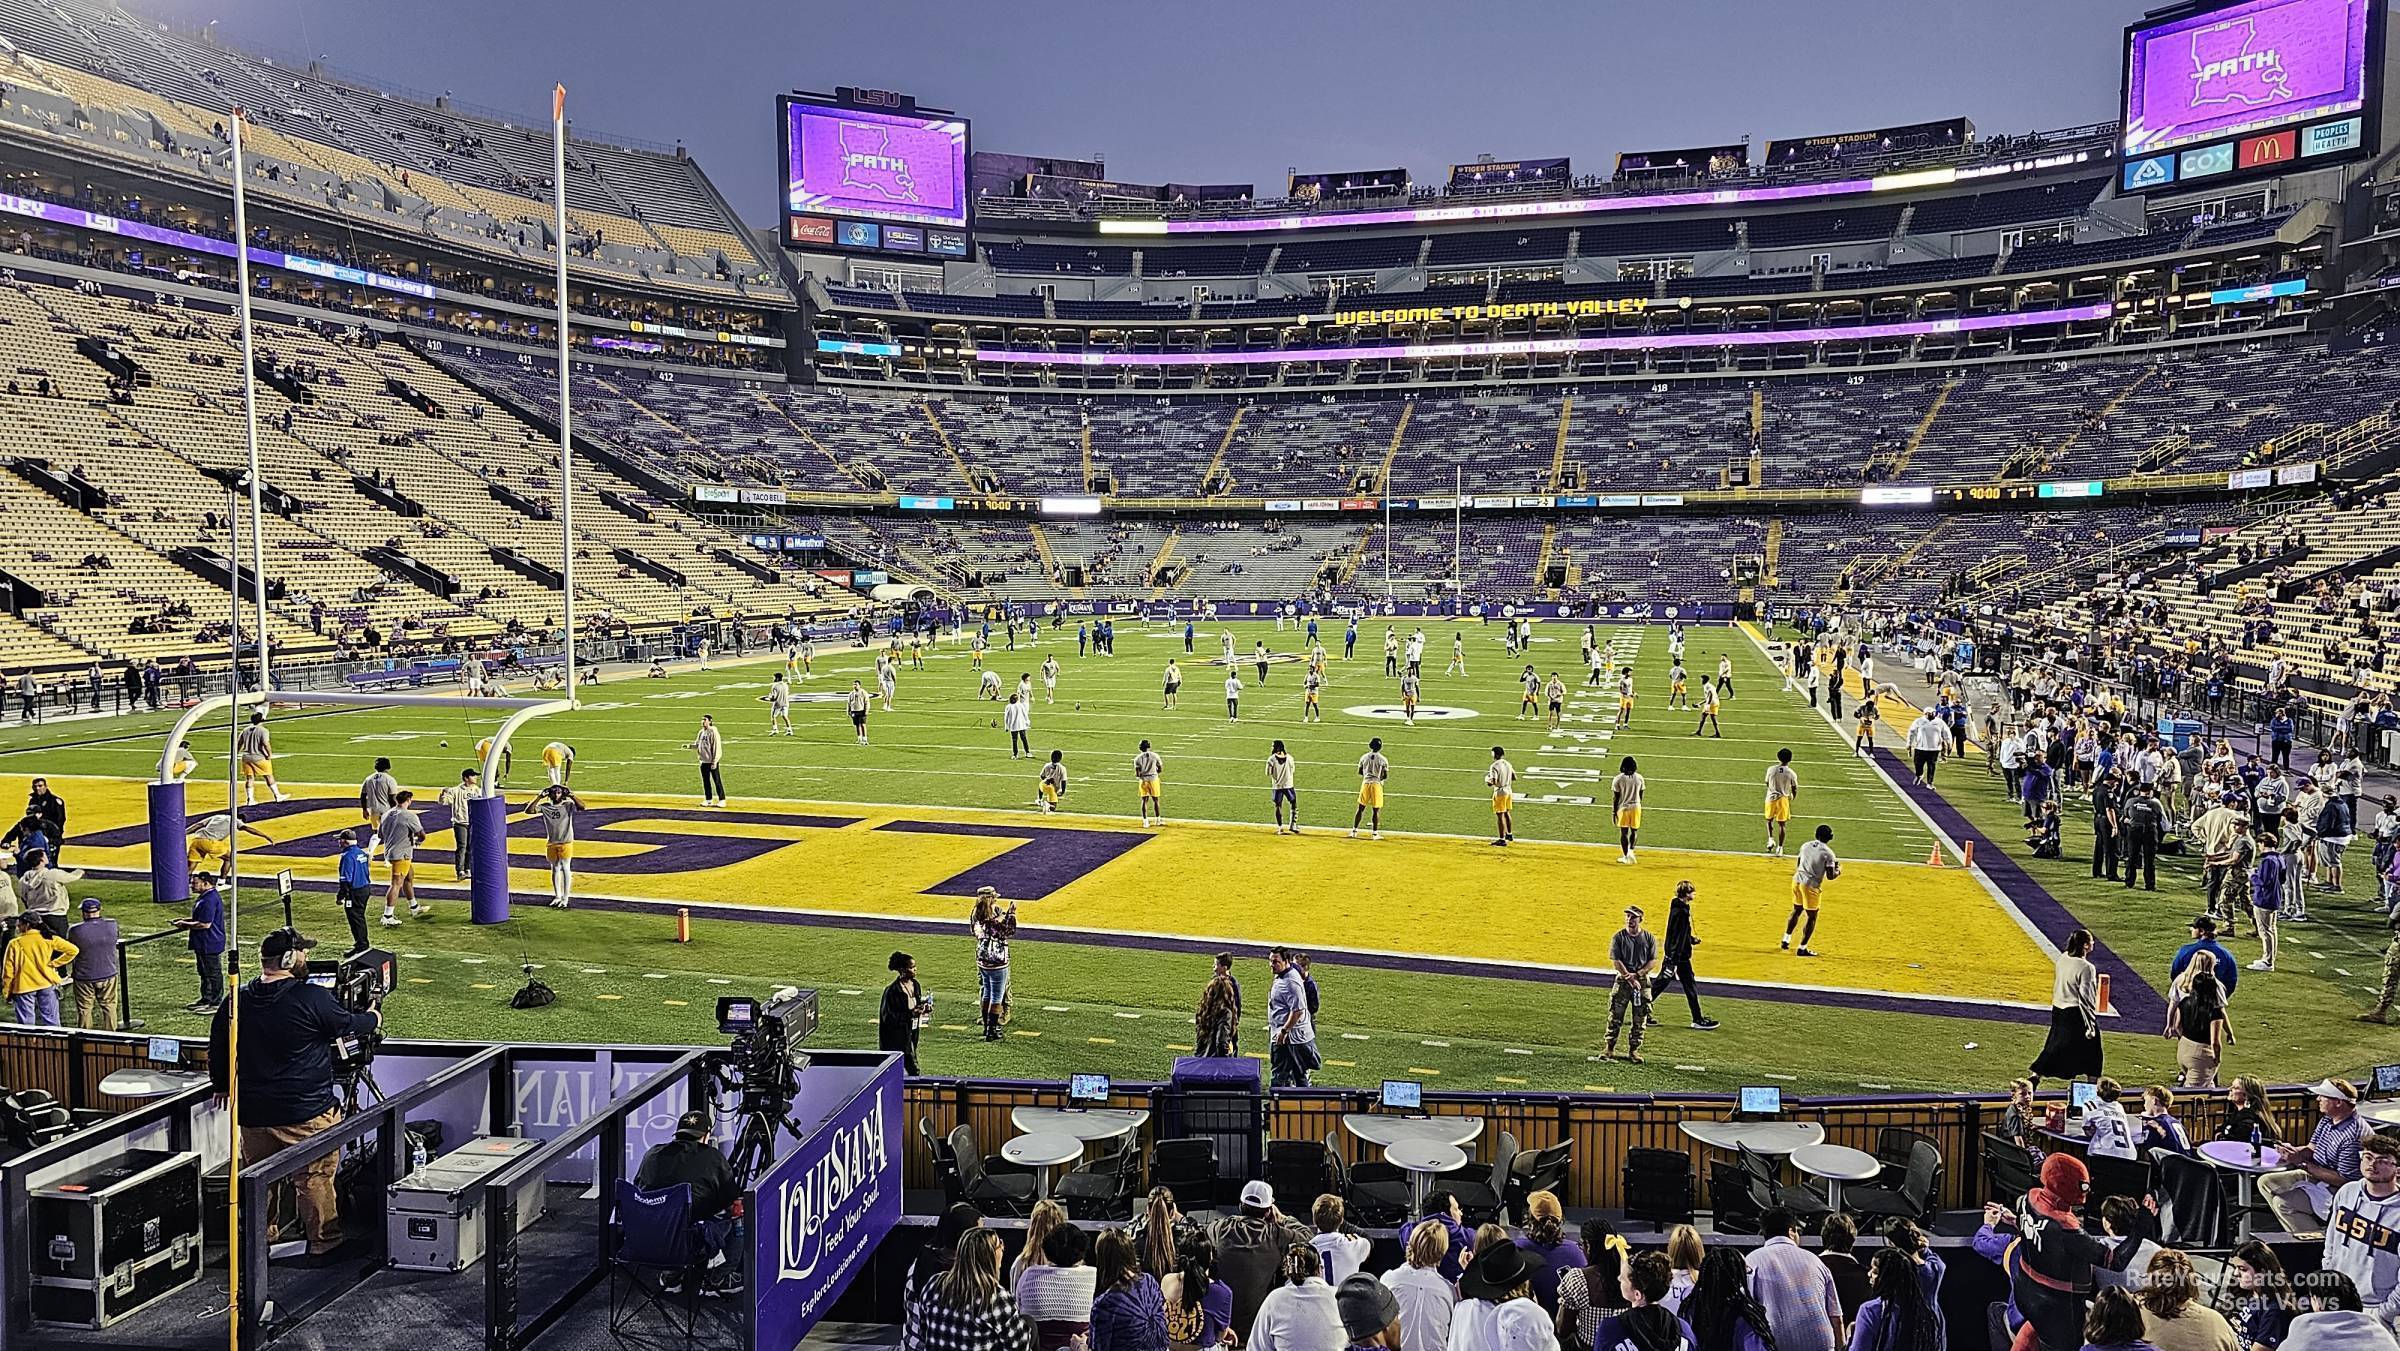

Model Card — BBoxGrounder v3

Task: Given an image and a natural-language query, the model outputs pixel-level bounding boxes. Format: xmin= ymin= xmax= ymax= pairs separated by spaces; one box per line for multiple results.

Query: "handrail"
xmin=479 ymin=1049 xmax=711 ymax=1351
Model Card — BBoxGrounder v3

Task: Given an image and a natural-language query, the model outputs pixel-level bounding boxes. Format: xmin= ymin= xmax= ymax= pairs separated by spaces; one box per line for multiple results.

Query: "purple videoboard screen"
xmin=783 ymin=100 xmax=969 ymax=231
xmin=2122 ymin=0 xmax=2374 ymax=155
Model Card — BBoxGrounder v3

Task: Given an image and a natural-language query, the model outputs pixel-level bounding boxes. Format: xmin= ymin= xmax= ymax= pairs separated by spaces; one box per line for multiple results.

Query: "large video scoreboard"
xmin=779 ymin=90 xmax=971 ymax=259
xmin=2119 ymin=0 xmax=2381 ymax=193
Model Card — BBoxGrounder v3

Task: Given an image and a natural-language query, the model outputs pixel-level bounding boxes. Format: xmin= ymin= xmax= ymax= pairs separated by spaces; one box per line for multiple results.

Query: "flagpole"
xmin=230 ymin=112 xmax=270 ymax=695
xmin=223 ymin=111 xmax=256 ymax=1351
xmin=554 ymin=85 xmax=578 ymax=700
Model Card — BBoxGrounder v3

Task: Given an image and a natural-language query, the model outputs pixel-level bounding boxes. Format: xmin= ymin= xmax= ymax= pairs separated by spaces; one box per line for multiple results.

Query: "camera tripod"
xmin=726 ymin=1101 xmax=799 ymax=1188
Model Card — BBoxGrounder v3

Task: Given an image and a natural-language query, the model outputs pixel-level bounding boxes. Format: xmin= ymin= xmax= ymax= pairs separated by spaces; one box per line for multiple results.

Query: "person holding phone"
xmin=971 ymin=887 xmax=1018 ymax=1043
xmin=879 ymin=951 xmax=931 ymax=1074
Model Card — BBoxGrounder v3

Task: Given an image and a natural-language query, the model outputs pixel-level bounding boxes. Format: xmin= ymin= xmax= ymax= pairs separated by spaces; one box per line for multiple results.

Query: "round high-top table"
xmin=98 ymin=1068 xmax=207 ymax=1099
xmin=1341 ymin=1113 xmax=1483 ymax=1148
xmin=1384 ymin=1138 xmax=1469 ymax=1212
xmin=1011 ymin=1107 xmax=1149 ymax=1141
xmin=1678 ymin=1120 xmax=1825 ymax=1155
xmin=1790 ymin=1143 xmax=1881 ymax=1211
xmin=2196 ymin=1138 xmax=2286 ymax=1242
xmin=1000 ymin=1132 xmax=1086 ymax=1199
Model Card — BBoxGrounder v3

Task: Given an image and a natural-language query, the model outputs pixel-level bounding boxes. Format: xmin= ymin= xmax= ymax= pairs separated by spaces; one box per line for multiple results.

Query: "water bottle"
xmin=410 ymin=1133 xmax=430 ymax=1174
xmin=2249 ymin=1125 xmax=2262 ymax=1164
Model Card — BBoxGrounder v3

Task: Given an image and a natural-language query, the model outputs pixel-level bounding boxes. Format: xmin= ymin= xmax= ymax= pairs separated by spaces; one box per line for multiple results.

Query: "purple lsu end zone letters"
xmin=753 ymin=1058 xmax=903 ymax=1349
xmin=2123 ymin=0 xmax=2372 ymax=154
xmin=788 ymin=104 xmax=967 ymax=228
xmin=111 ymin=796 xmax=1153 ymax=903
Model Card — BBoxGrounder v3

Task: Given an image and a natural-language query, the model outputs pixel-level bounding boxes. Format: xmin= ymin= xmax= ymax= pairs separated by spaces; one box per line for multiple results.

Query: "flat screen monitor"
xmin=1739 ymin=1086 xmax=1782 ymax=1115
xmin=148 ymin=1037 xmax=182 ymax=1065
xmin=2373 ymin=1063 xmax=2400 ymax=1094
xmin=2072 ymin=1081 xmax=2101 ymax=1111
xmin=1068 ymin=1073 xmax=1110 ymax=1105
xmin=1380 ymin=1080 xmax=1424 ymax=1111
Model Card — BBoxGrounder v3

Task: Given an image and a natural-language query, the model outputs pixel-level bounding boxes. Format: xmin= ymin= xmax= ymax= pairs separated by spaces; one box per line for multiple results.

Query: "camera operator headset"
xmin=207 ymin=928 xmax=381 ymax=1258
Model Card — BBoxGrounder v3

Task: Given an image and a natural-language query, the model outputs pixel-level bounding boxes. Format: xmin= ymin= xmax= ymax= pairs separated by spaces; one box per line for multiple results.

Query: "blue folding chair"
xmin=610 ymin=1180 xmax=709 ymax=1344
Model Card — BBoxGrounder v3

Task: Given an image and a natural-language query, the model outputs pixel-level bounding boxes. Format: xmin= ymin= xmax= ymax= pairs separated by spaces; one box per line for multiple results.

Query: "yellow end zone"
xmin=80 ymin=776 xmax=2052 ymax=1003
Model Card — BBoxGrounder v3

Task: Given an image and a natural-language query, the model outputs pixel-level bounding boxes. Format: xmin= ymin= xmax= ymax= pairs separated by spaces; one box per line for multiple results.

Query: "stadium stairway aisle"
xmin=1866 ymin=746 xmax=2167 ymax=1026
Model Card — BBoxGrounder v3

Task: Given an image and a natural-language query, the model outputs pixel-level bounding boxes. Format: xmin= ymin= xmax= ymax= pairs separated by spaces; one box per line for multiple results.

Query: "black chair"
xmin=1057 ymin=1136 xmax=1141 ymax=1220
xmin=1847 ymin=1138 xmax=1942 ymax=1222
xmin=2084 ymin=1152 xmax=2152 ymax=1213
xmin=1265 ymin=1138 xmax=1338 ymax=1207
xmin=1709 ymin=1159 xmax=1766 ymax=1235
xmin=923 ymin=1116 xmax=962 ymax=1202
xmin=1151 ymin=1137 xmax=1219 ymax=1211
xmin=1980 ymin=1131 xmax=2037 ymax=1203
xmin=1622 ymin=1147 xmax=1695 ymax=1225
xmin=1451 ymin=1130 xmax=1518 ymax=1225
xmin=2153 ymin=1151 xmax=2231 ymax=1249
xmin=1345 ymin=1158 xmax=1415 ymax=1227
xmin=1504 ymin=1140 xmax=1573 ymax=1217
xmin=609 ymin=1180 xmax=711 ymax=1346
xmin=0 ymin=1090 xmax=72 ymax=1149
xmin=948 ymin=1124 xmax=1035 ymax=1216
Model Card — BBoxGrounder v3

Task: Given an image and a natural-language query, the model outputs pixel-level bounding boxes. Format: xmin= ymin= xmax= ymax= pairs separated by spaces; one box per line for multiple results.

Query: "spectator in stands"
xmin=1130 ymin=1187 xmax=1204 ymax=1282
xmin=2279 ymin=1272 xmax=2395 ymax=1351
xmin=1663 ymin=1226 xmax=1705 ymax=1314
xmin=2083 ymin=1288 xmax=2152 ymax=1351
xmin=1817 ymin=1216 xmax=1869 ymax=1328
xmin=1213 ymin=1181 xmax=1313 ymax=1341
xmin=905 ymin=1227 xmax=1033 ymax=1351
xmin=2095 ymin=1198 xmax=2161 ymax=1286
xmin=1162 ymin=1233 xmax=1234 ymax=1351
xmin=1384 ymin=1221 xmax=1455 ymax=1351
xmin=1554 ymin=1218 xmax=1629 ymax=1350
xmin=2320 ymin=1134 xmax=2400 ymax=1327
xmin=2137 ymin=1249 xmax=2240 ymax=1351
xmin=1590 ymin=1252 xmax=1691 ymax=1351
xmin=2218 ymin=1076 xmax=2283 ymax=1146
xmin=1018 ymin=1220 xmax=1098 ymax=1351
xmin=1252 ymin=1243 xmax=1345 ymax=1351
xmin=1747 ymin=1209 xmax=1833 ymax=1351
xmin=1515 ymin=1191 xmax=1586 ymax=1313
xmin=2226 ymin=1241 xmax=2299 ymax=1351
xmin=1692 ymin=1243 xmax=1784 ymax=1351
xmin=1338 ymin=1274 xmax=1404 ymax=1351
xmin=1448 ymin=1243 xmax=1555 ymax=1351
xmin=1091 ymin=1229 xmax=1168 ymax=1351
xmin=2260 ymin=1079 xmax=2368 ymax=1235
xmin=67 ymin=897 xmax=116 ymax=1031
xmin=1311 ymin=1195 xmax=1371 ymax=1286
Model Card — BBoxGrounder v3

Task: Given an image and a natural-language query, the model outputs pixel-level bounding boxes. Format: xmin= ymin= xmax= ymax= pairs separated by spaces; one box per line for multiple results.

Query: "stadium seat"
xmin=1055 ymin=1135 xmax=1142 ymax=1221
xmin=1343 ymin=1158 xmax=1415 ymax=1228
xmin=1149 ymin=1138 xmax=1220 ymax=1212
xmin=2152 ymin=1152 xmax=2231 ymax=1249
xmin=1448 ymin=1130 xmax=1518 ymax=1226
xmin=1620 ymin=1148 xmax=1695 ymax=1226
xmin=0 ymin=1090 xmax=74 ymax=1149
xmin=1264 ymin=1138 xmax=1339 ymax=1208
xmin=608 ymin=1180 xmax=711 ymax=1346
xmin=1504 ymin=1140 xmax=1573 ymax=1215
xmin=1708 ymin=1160 xmax=1767 ymax=1235
xmin=947 ymin=1124 xmax=1035 ymax=1217
xmin=1844 ymin=1138 xmax=1941 ymax=1222
xmin=2083 ymin=1153 xmax=2152 ymax=1213
xmin=1979 ymin=1132 xmax=2039 ymax=1204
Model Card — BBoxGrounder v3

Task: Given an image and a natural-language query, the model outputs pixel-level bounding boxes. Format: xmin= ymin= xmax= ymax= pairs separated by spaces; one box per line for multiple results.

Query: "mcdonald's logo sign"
xmin=2237 ymin=130 xmax=2297 ymax=170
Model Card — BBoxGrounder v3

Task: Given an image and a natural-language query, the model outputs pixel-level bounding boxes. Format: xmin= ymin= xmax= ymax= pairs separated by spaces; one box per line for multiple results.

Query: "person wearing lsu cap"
xmin=207 ymin=928 xmax=380 ymax=1257
xmin=2261 ymin=1079 xmax=2370 ymax=1236
xmin=634 ymin=1107 xmax=739 ymax=1278
xmin=1446 ymin=1243 xmax=1559 ymax=1351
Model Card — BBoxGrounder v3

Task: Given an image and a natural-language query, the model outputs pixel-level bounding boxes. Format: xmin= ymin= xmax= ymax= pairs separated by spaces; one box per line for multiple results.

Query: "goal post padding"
xmin=148 ymin=690 xmax=572 ymax=919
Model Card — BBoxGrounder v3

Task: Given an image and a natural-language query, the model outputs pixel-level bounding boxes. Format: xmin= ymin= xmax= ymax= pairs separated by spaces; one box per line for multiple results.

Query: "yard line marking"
xmin=2335 ymin=968 xmax=2352 ymax=977
xmin=707 ymin=978 xmax=732 ymax=985
xmin=837 ymin=988 xmax=863 ymax=995
xmin=458 ymin=957 xmax=486 ymax=964
xmin=642 ymin=972 xmax=671 ymax=980
xmin=1341 ymin=1032 xmax=1371 ymax=1041
xmin=1088 ymin=1036 xmax=1116 ymax=1045
xmin=1325 ymin=1059 xmax=1356 ymax=1068
xmin=406 ymin=977 xmax=435 ymax=984
xmin=663 ymin=999 xmax=688 ymax=1007
xmin=1407 ymin=1067 xmax=1443 ymax=1076
xmin=1012 ymin=1030 xmax=1041 ymax=1038
xmin=403 ymin=952 xmax=428 ymax=959
xmin=1859 ymin=1080 xmax=1894 ymax=1089
xmin=1503 ymin=1048 xmax=1534 ymax=1056
xmin=1674 ymin=1064 xmax=1709 ymax=1072
xmin=1164 ymin=1044 xmax=1192 ymax=1052
xmin=1044 ymin=1005 xmax=1073 ymax=1013
xmin=1495 ymin=1075 xmax=1527 ymax=1085
xmin=1115 ymin=1011 xmax=1143 ymax=1019
xmin=939 ymin=1023 xmax=971 ymax=1031
xmin=1422 ymin=1039 xmax=1451 ymax=1047
xmin=470 ymin=983 xmax=496 ymax=990
xmin=582 ymin=968 xmax=608 ymax=974
xmin=595 ymin=993 xmax=623 ymax=1001
xmin=1764 ymin=1072 xmax=1798 ymax=1081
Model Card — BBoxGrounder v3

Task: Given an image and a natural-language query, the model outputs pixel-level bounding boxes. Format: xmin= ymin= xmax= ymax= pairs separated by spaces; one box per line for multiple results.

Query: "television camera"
xmin=707 ymin=986 xmax=818 ymax=1183
xmin=311 ymin=946 xmax=397 ymax=1104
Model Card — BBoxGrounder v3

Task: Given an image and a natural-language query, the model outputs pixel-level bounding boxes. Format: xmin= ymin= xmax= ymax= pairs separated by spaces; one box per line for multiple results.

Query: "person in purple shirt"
xmin=1514 ymin=1191 xmax=1588 ymax=1313
xmin=171 ymin=872 xmax=226 ymax=1012
xmin=1399 ymin=1193 xmax=1473 ymax=1285
xmin=1846 ymin=1240 xmax=1945 ymax=1351
xmin=1089 ymin=1231 xmax=1168 ymax=1351
xmin=1691 ymin=1246 xmax=1781 ymax=1351
xmin=66 ymin=896 xmax=118 ymax=1030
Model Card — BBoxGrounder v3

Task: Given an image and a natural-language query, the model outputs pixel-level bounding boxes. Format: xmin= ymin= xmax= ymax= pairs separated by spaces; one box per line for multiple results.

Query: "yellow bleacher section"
xmin=0 ymin=277 xmax=838 ymax=668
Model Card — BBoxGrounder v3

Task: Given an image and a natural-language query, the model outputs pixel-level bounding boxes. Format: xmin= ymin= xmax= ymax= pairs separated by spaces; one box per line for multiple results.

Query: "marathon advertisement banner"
xmin=751 ymin=1058 xmax=903 ymax=1351
xmin=1447 ymin=157 xmax=1571 ymax=190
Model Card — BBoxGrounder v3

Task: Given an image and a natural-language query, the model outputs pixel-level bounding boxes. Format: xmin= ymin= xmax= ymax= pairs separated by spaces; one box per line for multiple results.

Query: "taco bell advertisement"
xmin=751 ymin=1059 xmax=903 ymax=1348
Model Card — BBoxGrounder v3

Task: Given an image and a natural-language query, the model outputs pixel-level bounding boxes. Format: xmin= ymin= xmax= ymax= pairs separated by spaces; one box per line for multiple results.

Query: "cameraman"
xmin=635 ymin=1109 xmax=740 ymax=1289
xmin=207 ymin=929 xmax=380 ymax=1258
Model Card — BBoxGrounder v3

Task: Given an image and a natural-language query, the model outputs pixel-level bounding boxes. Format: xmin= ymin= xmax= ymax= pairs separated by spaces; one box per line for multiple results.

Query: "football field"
xmin=15 ymin=616 xmax=2352 ymax=1094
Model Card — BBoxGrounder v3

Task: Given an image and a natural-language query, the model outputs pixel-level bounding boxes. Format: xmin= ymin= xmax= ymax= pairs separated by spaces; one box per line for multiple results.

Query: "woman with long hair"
xmin=1017 ymin=1221 xmax=1099 ymax=1351
xmin=1846 ymin=1246 xmax=1941 ymax=1351
xmin=905 ymin=1227 xmax=1034 ymax=1351
xmin=2226 ymin=1241 xmax=2297 ymax=1351
xmin=1515 ymin=1190 xmax=1588 ymax=1313
xmin=1129 ymin=1187 xmax=1203 ymax=1282
xmin=2165 ymin=950 xmax=2231 ymax=1089
xmin=906 ymin=1204 xmax=986 ymax=1320
xmin=1591 ymin=1252 xmax=1694 ymax=1351
xmin=1162 ymin=1234 xmax=1235 ymax=1351
xmin=2136 ymin=1249 xmax=2240 ymax=1351
xmin=1683 ymin=1248 xmax=1775 ymax=1351
xmin=1661 ymin=1225 xmax=1706 ymax=1315
xmin=1091 ymin=1229 xmax=1170 ymax=1351
xmin=1554 ymin=1218 xmax=1630 ymax=1351
xmin=1249 ymin=1242 xmax=1344 ymax=1351
xmin=1017 ymin=1199 xmax=1068 ymax=1283
xmin=2031 ymin=928 xmax=2103 ymax=1084
xmin=2082 ymin=1287 xmax=2155 ymax=1351
xmin=970 ymin=885 xmax=1018 ymax=1041
xmin=2217 ymin=1076 xmax=2282 ymax=1145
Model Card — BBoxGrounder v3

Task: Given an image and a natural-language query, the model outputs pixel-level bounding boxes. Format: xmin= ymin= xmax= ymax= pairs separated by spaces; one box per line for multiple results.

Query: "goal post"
xmin=152 ymin=689 xmax=573 ymax=924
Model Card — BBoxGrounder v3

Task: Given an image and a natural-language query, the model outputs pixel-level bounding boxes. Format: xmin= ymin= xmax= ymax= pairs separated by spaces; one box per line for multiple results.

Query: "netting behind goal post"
xmin=152 ymin=689 xmax=573 ymax=923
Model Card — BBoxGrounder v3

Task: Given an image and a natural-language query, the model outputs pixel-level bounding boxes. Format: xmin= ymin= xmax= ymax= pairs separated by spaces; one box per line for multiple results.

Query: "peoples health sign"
xmin=787 ymin=103 xmax=969 ymax=229
xmin=751 ymin=1057 xmax=904 ymax=1348
xmin=2122 ymin=0 xmax=2372 ymax=154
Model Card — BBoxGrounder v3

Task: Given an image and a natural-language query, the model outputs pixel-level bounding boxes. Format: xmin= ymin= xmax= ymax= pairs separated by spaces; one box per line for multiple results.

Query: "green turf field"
xmin=20 ymin=618 xmax=2385 ymax=1095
